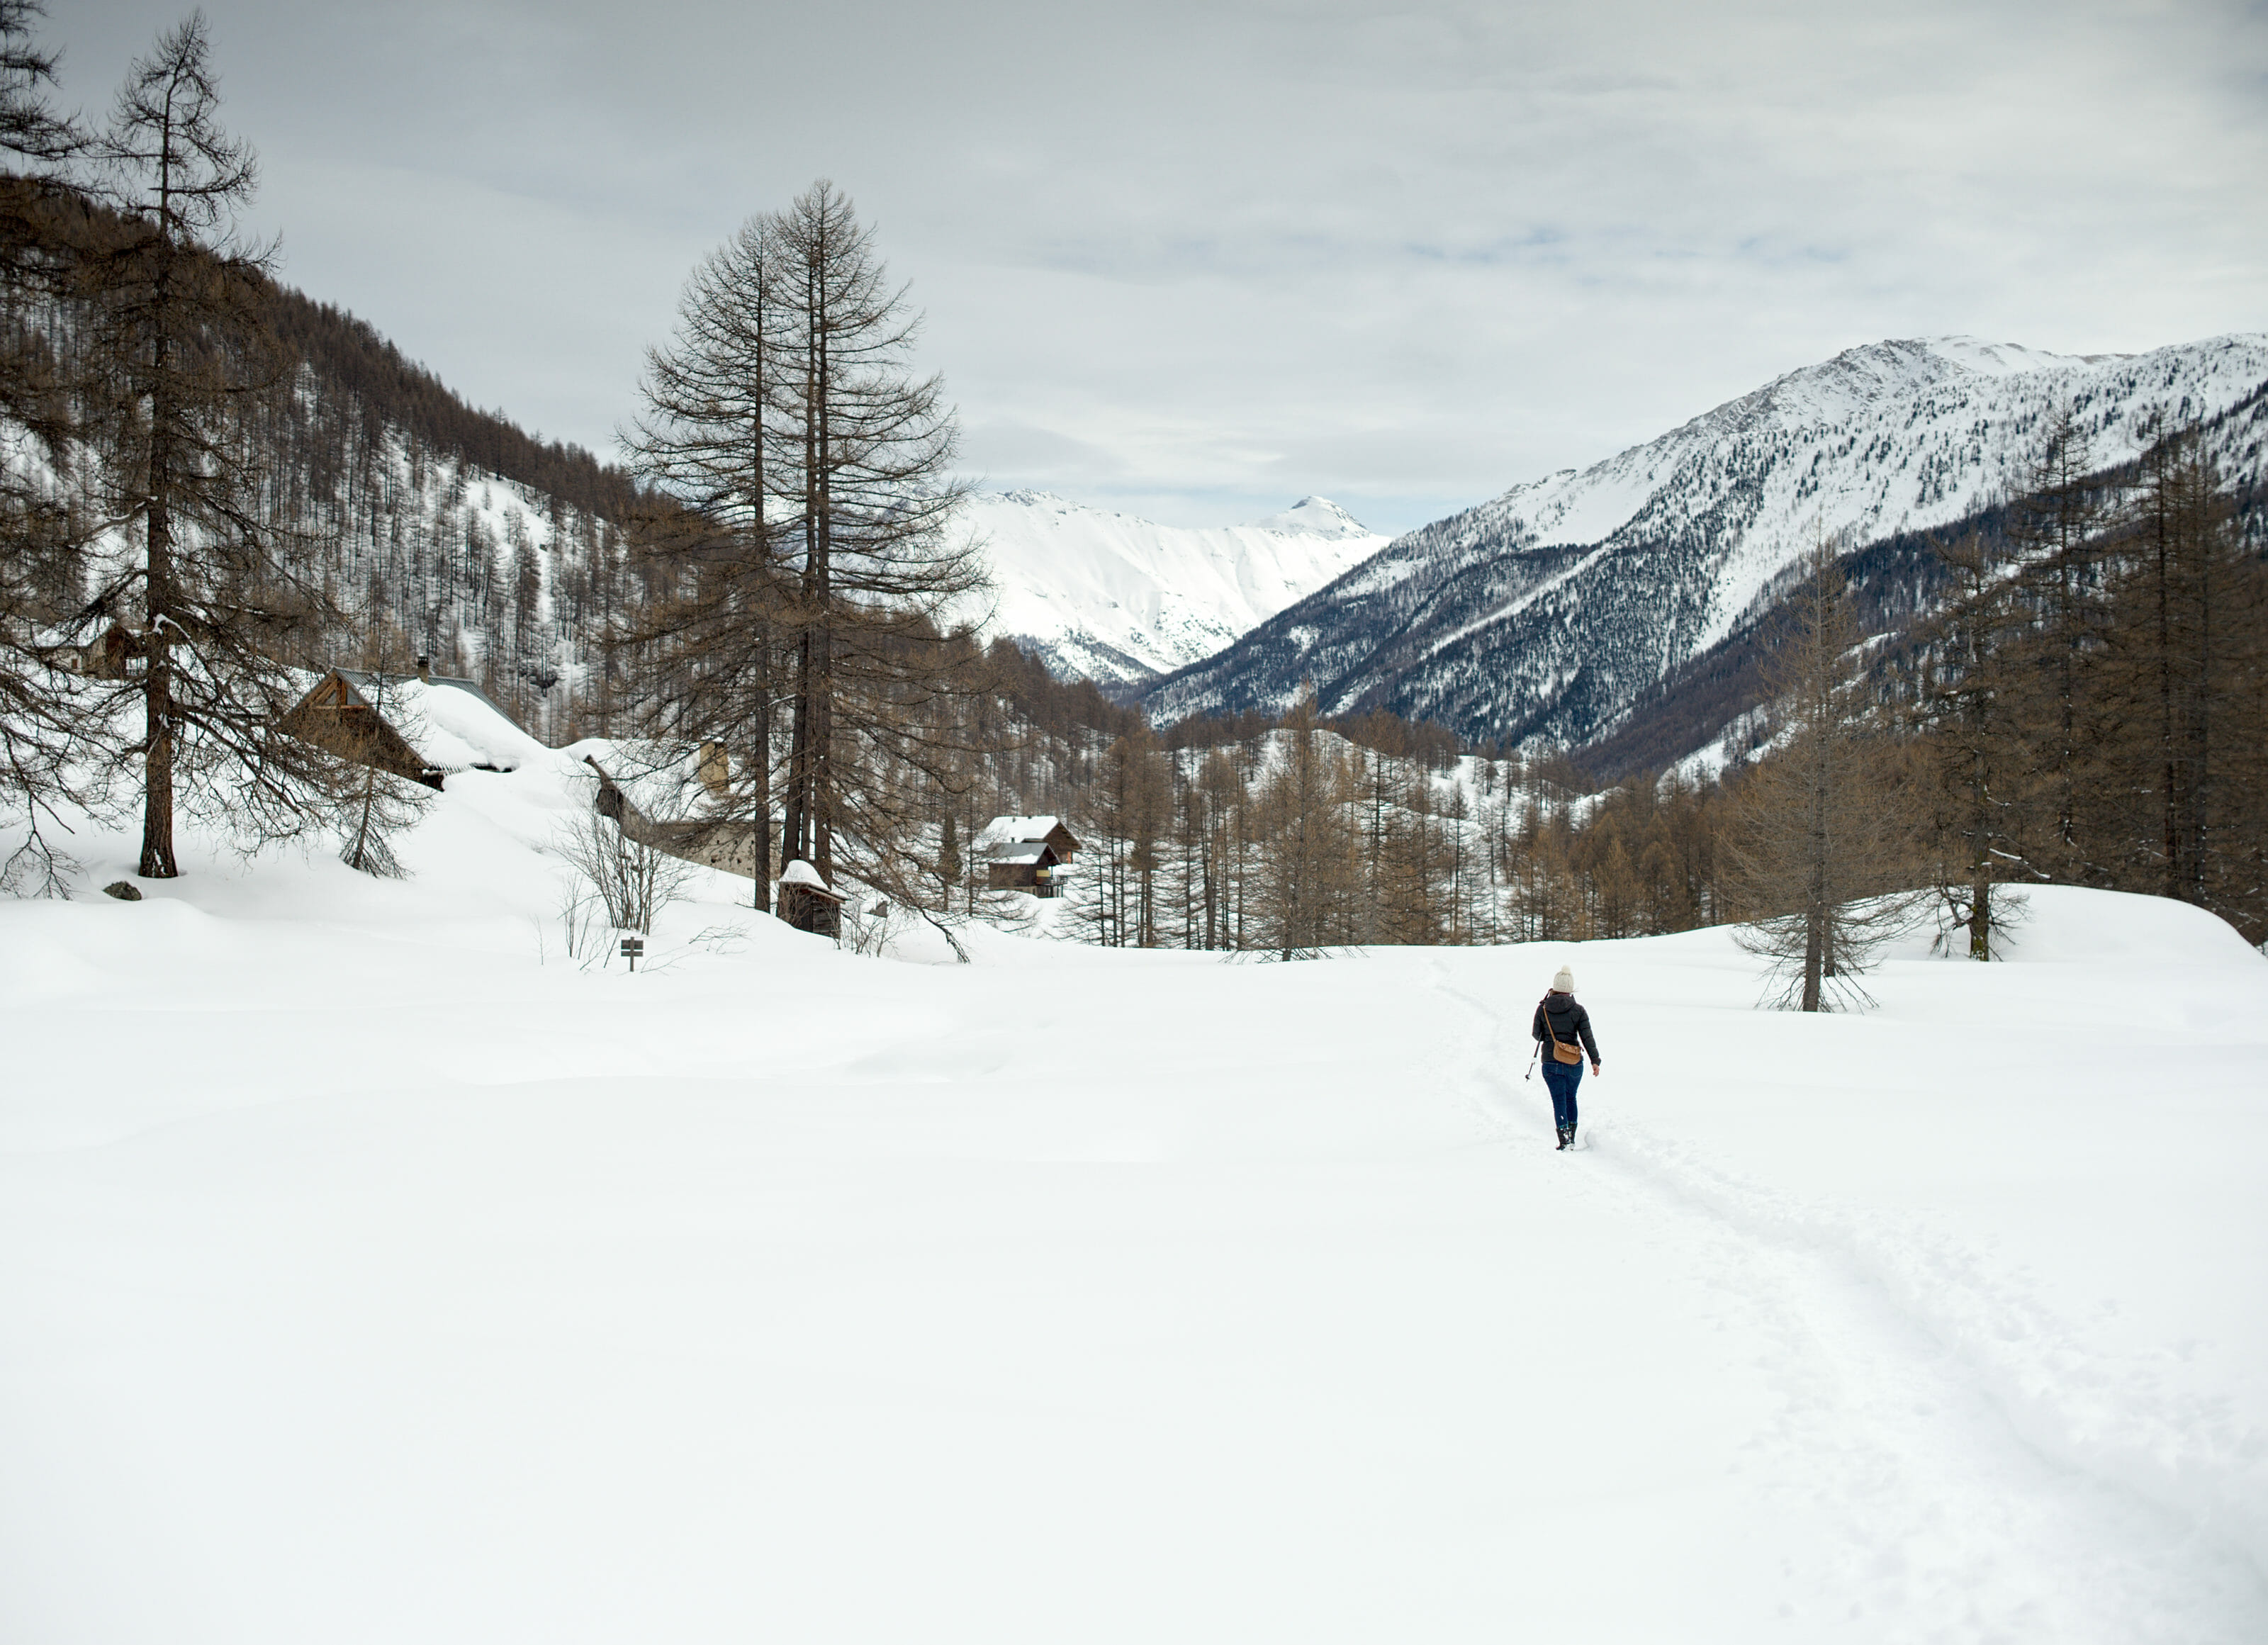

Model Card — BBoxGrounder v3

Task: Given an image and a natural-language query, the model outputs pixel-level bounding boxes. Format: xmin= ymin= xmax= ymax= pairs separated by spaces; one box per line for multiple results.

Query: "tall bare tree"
xmin=2002 ymin=405 xmax=2114 ymax=881
xmin=83 ymin=11 xmax=338 ymax=877
xmin=621 ymin=183 xmax=987 ymax=930
xmin=1079 ymin=723 xmax=1170 ymax=948
xmin=766 ymin=180 xmax=984 ymax=910
xmin=1249 ymin=692 xmax=1356 ymax=960
xmin=1916 ymin=530 xmax=2028 ymax=959
xmin=1195 ymin=743 xmax=1243 ymax=948
xmin=616 ymin=214 xmax=792 ymax=902
xmin=2101 ymin=426 xmax=2264 ymax=926
xmin=0 ymin=0 xmax=91 ymax=893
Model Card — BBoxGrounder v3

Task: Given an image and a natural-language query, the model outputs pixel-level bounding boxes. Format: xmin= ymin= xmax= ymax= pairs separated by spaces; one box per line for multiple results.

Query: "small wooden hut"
xmin=775 ymin=858 xmax=846 ymax=937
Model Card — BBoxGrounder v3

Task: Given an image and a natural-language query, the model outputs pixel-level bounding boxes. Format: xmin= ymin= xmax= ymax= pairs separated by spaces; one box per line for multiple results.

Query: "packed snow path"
xmin=3 ymin=785 xmax=2264 ymax=1641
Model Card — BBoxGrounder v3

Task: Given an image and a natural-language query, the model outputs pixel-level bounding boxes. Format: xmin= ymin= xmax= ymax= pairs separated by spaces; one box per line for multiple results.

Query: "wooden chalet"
xmin=976 ymin=814 xmax=1082 ymax=897
xmin=278 ymin=669 xmax=447 ymax=791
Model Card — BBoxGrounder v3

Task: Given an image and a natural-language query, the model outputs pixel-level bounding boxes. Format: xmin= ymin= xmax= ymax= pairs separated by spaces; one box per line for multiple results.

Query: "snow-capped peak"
xmin=1246 ymin=496 xmax=1375 ymax=539
xmin=1145 ymin=330 xmax=2268 ymax=753
xmin=958 ymin=491 xmax=1388 ymax=685
xmin=1918 ymin=335 xmax=2127 ymax=376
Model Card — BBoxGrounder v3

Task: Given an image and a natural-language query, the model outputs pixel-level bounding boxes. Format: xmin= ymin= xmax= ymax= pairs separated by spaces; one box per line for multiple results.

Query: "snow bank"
xmin=395 ymin=677 xmax=553 ymax=773
xmin=1997 ymin=882 xmax=2264 ymax=967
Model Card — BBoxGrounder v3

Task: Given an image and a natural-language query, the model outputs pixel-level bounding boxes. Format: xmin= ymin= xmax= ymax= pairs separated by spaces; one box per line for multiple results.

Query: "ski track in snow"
xmin=1425 ymin=958 xmax=2267 ymax=1638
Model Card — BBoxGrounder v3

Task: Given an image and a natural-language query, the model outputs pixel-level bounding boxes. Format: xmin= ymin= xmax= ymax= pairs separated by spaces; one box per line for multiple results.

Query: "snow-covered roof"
xmin=988 ymin=843 xmax=1055 ymax=866
xmin=975 ymin=815 xmax=1068 ymax=852
xmin=330 ymin=670 xmax=546 ymax=773
xmin=777 ymin=859 xmax=844 ymax=898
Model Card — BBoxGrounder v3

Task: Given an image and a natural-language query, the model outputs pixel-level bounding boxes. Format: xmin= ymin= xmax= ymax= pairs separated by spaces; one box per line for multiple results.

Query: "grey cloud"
xmin=47 ymin=0 xmax=2268 ymax=535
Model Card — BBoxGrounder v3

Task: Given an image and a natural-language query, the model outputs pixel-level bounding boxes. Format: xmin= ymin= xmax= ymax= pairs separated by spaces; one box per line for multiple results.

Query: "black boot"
xmin=1556 ymin=1125 xmax=1570 ymax=1150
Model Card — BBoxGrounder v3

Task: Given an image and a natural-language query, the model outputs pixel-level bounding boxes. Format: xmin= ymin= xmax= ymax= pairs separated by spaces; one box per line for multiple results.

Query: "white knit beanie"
xmin=1551 ymin=965 xmax=1575 ymax=992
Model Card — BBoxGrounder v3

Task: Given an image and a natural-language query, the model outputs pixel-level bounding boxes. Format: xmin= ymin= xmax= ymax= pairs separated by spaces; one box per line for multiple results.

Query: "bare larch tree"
xmin=82 ymin=12 xmax=339 ymax=877
xmin=2000 ymin=405 xmax=2114 ymax=883
xmin=767 ymin=181 xmax=985 ymax=918
xmin=2101 ymin=425 xmax=2264 ymax=921
xmin=617 ymin=213 xmax=793 ymax=903
xmin=0 ymin=0 xmax=92 ymax=893
xmin=1916 ymin=530 xmax=2029 ymax=959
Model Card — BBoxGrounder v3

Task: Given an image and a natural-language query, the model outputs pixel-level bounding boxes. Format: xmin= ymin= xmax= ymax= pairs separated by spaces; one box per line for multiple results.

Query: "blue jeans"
xmin=1541 ymin=1054 xmax=1583 ymax=1131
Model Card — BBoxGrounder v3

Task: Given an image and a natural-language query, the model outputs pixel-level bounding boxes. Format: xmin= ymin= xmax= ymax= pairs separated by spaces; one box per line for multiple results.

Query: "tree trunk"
xmin=753 ymin=622 xmax=775 ymax=909
xmin=809 ymin=618 xmax=833 ymax=882
xmin=140 ymin=379 xmax=177 ymax=879
xmin=782 ymin=626 xmax=812 ymax=867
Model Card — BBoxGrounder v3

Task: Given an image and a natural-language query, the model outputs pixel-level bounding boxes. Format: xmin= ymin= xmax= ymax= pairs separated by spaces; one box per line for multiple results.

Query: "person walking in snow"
xmin=1532 ymin=965 xmax=1601 ymax=1150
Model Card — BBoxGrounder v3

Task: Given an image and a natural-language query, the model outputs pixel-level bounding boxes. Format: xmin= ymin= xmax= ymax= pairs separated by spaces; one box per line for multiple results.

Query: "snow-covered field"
xmin=4 ymin=739 xmax=2266 ymax=1641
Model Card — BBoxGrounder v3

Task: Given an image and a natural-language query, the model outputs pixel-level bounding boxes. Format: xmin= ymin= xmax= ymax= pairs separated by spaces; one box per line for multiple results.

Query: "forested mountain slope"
xmin=1140 ymin=335 xmax=2268 ymax=755
xmin=1 ymin=180 xmax=651 ymax=746
xmin=156 ymin=281 xmax=644 ymax=742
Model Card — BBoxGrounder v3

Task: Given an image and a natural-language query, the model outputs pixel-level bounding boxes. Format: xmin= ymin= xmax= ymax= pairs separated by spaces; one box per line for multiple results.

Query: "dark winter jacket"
xmin=1532 ymin=992 xmax=1600 ymax=1062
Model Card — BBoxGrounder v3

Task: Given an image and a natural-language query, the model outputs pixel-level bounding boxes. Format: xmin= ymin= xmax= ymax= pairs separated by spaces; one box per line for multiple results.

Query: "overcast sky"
xmin=45 ymin=0 xmax=2268 ymax=534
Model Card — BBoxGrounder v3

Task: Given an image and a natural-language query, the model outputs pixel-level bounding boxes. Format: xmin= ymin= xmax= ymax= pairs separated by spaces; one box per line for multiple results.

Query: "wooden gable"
xmin=279 ymin=670 xmax=446 ymax=791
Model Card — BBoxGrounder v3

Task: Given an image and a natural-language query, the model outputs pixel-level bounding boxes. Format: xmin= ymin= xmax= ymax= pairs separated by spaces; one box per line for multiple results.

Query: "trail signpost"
xmin=619 ymin=936 xmax=645 ymax=972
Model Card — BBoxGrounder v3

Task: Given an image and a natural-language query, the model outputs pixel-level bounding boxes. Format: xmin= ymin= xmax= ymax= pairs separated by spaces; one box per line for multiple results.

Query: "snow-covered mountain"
xmin=1143 ymin=332 xmax=2268 ymax=748
xmin=960 ymin=490 xmax=1386 ymax=685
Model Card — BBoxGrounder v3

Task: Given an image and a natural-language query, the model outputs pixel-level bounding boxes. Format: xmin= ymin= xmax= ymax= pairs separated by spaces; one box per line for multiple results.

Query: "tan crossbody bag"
xmin=1542 ymin=998 xmax=1585 ymax=1065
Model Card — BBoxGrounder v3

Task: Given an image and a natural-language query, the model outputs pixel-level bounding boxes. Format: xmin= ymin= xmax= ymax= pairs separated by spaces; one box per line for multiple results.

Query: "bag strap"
xmin=1540 ymin=994 xmax=1568 ymax=1051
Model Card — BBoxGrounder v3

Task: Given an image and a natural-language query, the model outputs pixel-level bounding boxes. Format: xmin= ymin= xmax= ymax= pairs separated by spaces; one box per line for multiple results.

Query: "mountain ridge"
xmin=1140 ymin=331 xmax=2268 ymax=757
